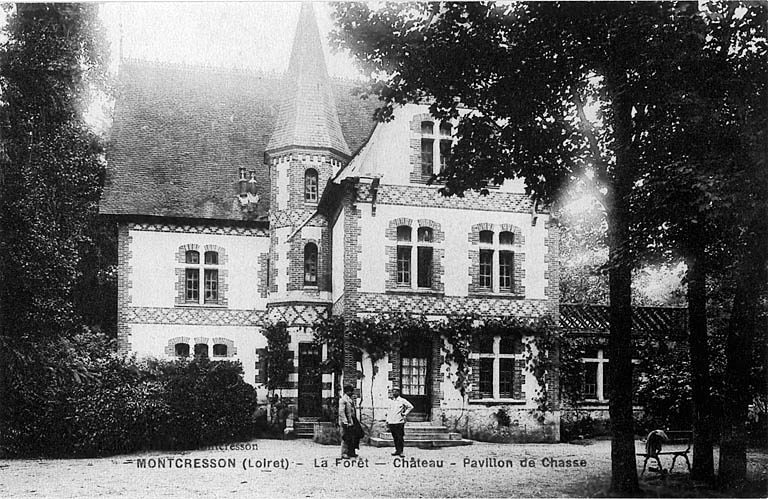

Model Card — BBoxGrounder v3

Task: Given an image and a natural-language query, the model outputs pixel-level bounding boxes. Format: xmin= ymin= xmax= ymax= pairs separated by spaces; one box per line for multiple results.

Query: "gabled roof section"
xmin=265 ymin=3 xmax=351 ymax=157
xmin=100 ymin=60 xmax=377 ymax=221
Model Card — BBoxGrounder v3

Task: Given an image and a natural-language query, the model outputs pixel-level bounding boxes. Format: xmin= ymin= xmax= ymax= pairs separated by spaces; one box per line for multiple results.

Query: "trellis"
xmin=560 ymin=304 xmax=688 ymax=338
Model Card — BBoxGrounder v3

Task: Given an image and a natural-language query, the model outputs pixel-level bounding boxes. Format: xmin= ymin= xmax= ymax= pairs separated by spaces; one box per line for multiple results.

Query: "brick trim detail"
xmin=116 ymin=224 xmax=134 ymax=354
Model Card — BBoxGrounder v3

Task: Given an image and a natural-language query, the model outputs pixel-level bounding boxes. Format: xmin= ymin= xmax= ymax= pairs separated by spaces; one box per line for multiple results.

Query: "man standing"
xmin=338 ymin=384 xmax=359 ymax=459
xmin=386 ymin=387 xmax=413 ymax=457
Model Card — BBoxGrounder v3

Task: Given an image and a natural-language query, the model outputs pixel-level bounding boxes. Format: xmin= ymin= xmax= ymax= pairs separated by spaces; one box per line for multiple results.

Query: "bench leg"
xmin=670 ymin=455 xmax=677 ymax=473
xmin=682 ymin=454 xmax=691 ymax=472
xmin=653 ymin=456 xmax=664 ymax=476
xmin=640 ymin=457 xmax=649 ymax=477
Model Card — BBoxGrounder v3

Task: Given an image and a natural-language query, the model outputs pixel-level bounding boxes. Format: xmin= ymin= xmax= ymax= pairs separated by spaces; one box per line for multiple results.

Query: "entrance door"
xmin=298 ymin=343 xmax=322 ymax=417
xmin=400 ymin=337 xmax=431 ymax=417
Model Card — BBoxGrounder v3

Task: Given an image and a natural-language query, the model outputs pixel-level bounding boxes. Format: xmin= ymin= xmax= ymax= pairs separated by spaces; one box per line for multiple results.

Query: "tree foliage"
xmin=332 ymin=1 xmax=766 ymax=491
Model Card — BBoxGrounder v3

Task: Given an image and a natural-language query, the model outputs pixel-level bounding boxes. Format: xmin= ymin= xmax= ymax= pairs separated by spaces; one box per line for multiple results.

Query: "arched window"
xmin=304 ymin=243 xmax=318 ymax=286
xmin=439 ymin=123 xmax=452 ymax=172
xmin=213 ymin=344 xmax=228 ymax=357
xmin=175 ymin=343 xmax=190 ymax=357
xmin=420 ymin=121 xmax=435 ymax=176
xmin=194 ymin=343 xmax=208 ymax=358
xmin=305 ymin=169 xmax=318 ymax=203
xmin=416 ymin=227 xmax=434 ymax=288
xmin=478 ymin=231 xmax=494 ymax=289
xmin=184 ymin=249 xmax=220 ymax=304
xmin=499 ymin=232 xmax=514 ymax=291
xmin=396 ymin=226 xmax=412 ymax=285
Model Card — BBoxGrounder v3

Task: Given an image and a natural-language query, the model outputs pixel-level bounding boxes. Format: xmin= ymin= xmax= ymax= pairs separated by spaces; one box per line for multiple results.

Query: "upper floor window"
xmin=396 ymin=225 xmax=436 ymax=289
xmin=185 ymin=249 xmax=219 ymax=305
xmin=419 ymin=120 xmax=453 ymax=177
xmin=416 ymin=227 xmax=434 ymax=288
xmin=475 ymin=230 xmax=517 ymax=294
xmin=213 ymin=343 xmax=228 ymax=357
xmin=396 ymin=226 xmax=412 ymax=285
xmin=304 ymin=243 xmax=318 ymax=286
xmin=305 ymin=169 xmax=318 ymax=203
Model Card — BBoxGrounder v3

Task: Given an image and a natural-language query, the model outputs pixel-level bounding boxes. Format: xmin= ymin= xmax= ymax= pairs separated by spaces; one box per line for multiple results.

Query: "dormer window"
xmin=305 ymin=168 xmax=318 ymax=203
xmin=417 ymin=118 xmax=454 ymax=179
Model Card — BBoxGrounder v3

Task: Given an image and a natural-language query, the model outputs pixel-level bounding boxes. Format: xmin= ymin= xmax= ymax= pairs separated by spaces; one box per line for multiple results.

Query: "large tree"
xmin=332 ymin=1 xmax=754 ymax=492
xmin=632 ymin=1 xmax=767 ymax=483
xmin=0 ymin=3 xmax=109 ymax=388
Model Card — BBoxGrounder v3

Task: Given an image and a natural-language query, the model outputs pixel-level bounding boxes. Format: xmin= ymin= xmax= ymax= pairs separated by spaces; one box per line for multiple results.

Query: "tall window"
xmin=420 ymin=121 xmax=434 ymax=177
xmin=185 ymin=249 xmax=220 ymax=305
xmin=305 ymin=169 xmax=318 ymax=203
xmin=439 ymin=122 xmax=452 ymax=172
xmin=419 ymin=119 xmax=453 ymax=177
xmin=304 ymin=243 xmax=318 ymax=286
xmin=499 ymin=231 xmax=514 ymax=292
xmin=475 ymin=229 xmax=517 ymax=294
xmin=175 ymin=343 xmax=190 ymax=357
xmin=479 ymin=231 xmax=494 ymax=289
xmin=582 ymin=348 xmax=610 ymax=402
xmin=417 ymin=227 xmax=433 ymax=288
xmin=476 ymin=335 xmax=522 ymax=400
xmin=396 ymin=226 xmax=412 ymax=285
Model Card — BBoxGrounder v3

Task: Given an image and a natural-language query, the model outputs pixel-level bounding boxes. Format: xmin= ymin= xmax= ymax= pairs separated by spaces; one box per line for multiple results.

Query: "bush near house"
xmin=1 ymin=330 xmax=258 ymax=457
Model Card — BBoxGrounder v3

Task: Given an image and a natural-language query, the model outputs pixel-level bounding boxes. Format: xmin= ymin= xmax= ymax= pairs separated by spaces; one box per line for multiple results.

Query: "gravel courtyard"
xmin=1 ymin=439 xmax=766 ymax=498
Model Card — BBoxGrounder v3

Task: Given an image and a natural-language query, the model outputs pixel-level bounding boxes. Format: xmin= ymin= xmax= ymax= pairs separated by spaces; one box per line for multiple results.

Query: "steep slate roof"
xmin=266 ymin=3 xmax=351 ymax=156
xmin=101 ymin=60 xmax=378 ymax=222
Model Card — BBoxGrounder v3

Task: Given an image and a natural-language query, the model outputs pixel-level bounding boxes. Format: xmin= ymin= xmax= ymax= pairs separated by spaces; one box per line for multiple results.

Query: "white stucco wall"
xmin=128 ymin=323 xmax=266 ymax=389
xmin=128 ymin=229 xmax=269 ymax=310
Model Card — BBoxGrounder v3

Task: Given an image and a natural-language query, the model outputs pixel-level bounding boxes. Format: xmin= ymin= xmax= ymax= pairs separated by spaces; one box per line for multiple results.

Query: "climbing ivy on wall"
xmin=262 ymin=322 xmax=292 ymax=393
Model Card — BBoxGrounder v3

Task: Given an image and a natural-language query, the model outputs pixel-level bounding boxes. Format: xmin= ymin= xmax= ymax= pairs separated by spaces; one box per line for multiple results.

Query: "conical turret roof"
xmin=266 ymin=3 xmax=351 ymax=157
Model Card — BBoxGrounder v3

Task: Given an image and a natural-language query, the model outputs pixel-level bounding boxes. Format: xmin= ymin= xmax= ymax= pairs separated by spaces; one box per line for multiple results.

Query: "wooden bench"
xmin=637 ymin=430 xmax=692 ymax=476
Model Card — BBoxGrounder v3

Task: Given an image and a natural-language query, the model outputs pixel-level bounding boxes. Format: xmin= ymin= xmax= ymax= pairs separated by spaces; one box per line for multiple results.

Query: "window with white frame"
xmin=420 ymin=120 xmax=453 ymax=177
xmin=476 ymin=230 xmax=516 ymax=294
xmin=396 ymin=225 xmax=435 ymax=289
xmin=185 ymin=250 xmax=220 ymax=305
xmin=305 ymin=168 xmax=318 ymax=203
xmin=475 ymin=335 xmax=522 ymax=400
xmin=304 ymin=243 xmax=318 ymax=286
xmin=582 ymin=348 xmax=610 ymax=402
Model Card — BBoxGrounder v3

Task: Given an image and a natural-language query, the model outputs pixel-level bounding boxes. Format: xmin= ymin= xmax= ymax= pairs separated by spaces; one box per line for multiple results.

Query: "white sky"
xmin=99 ymin=2 xmax=361 ymax=79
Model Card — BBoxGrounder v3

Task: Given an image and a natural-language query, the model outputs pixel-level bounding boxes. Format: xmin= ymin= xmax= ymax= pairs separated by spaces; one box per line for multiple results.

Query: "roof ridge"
xmin=119 ymin=58 xmax=282 ymax=79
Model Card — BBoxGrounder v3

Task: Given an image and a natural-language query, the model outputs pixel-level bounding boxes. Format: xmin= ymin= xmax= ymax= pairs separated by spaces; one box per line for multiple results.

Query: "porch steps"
xmin=369 ymin=422 xmax=473 ymax=448
xmin=295 ymin=419 xmax=317 ymax=438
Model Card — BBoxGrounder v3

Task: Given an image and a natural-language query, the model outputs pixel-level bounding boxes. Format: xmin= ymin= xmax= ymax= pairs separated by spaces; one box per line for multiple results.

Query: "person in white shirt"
xmin=386 ymin=388 xmax=413 ymax=457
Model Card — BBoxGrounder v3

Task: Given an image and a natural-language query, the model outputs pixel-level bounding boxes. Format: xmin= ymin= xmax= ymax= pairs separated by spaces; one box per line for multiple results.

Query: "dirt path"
xmin=0 ymin=439 xmax=765 ymax=498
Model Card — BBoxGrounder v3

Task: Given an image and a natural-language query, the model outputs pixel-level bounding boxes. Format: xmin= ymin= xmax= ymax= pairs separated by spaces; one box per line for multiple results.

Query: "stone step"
xmin=379 ymin=432 xmax=459 ymax=441
xmin=369 ymin=436 xmax=473 ymax=448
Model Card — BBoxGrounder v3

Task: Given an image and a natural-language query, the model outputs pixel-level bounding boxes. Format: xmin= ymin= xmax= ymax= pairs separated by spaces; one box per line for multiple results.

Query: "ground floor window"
xmin=581 ymin=348 xmax=610 ymax=402
xmin=474 ymin=335 xmax=522 ymax=400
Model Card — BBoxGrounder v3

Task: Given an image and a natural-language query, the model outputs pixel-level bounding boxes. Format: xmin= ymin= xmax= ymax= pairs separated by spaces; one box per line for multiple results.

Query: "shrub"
xmin=0 ymin=330 xmax=258 ymax=457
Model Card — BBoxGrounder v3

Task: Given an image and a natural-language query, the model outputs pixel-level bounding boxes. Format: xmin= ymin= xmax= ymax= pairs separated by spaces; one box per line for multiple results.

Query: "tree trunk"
xmin=606 ymin=91 xmax=639 ymax=495
xmin=687 ymin=249 xmax=714 ymax=482
xmin=718 ymin=226 xmax=767 ymax=487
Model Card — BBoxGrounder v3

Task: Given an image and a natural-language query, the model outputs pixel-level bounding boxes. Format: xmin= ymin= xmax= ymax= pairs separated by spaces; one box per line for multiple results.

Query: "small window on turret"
xmin=305 ymin=169 xmax=318 ymax=203
xmin=304 ymin=243 xmax=318 ymax=286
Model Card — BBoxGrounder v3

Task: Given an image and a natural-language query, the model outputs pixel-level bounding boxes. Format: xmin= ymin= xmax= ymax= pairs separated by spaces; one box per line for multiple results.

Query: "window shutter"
xmin=256 ymin=348 xmax=268 ymax=385
xmin=514 ymin=359 xmax=525 ymax=400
